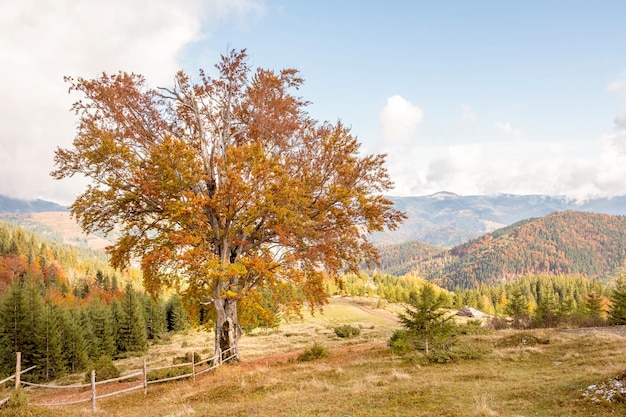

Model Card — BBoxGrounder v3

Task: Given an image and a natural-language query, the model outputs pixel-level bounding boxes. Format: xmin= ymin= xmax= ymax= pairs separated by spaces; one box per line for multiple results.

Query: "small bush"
xmin=85 ymin=355 xmax=120 ymax=382
xmin=457 ymin=320 xmax=492 ymax=335
xmin=334 ymin=324 xmax=361 ymax=338
xmin=172 ymin=352 xmax=202 ymax=365
xmin=495 ymin=332 xmax=550 ymax=348
xmin=298 ymin=342 xmax=329 ymax=362
xmin=8 ymin=388 xmax=28 ymax=408
xmin=388 ymin=330 xmax=414 ymax=356
xmin=451 ymin=339 xmax=494 ymax=360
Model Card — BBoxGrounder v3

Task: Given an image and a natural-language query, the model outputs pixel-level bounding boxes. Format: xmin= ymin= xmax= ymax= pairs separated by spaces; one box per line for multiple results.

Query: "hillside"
xmin=392 ymin=211 xmax=626 ymax=289
xmin=372 ymin=192 xmax=626 ymax=247
xmin=0 ymin=196 xmax=115 ymax=250
xmin=372 ymin=240 xmax=449 ymax=276
xmin=0 ymin=212 xmax=113 ymax=250
xmin=0 ymin=195 xmax=68 ymax=213
xmin=0 ymin=220 xmax=121 ymax=292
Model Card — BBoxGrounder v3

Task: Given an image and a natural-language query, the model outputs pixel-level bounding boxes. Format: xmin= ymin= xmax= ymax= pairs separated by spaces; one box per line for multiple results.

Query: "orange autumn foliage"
xmin=52 ymin=49 xmax=405 ymax=357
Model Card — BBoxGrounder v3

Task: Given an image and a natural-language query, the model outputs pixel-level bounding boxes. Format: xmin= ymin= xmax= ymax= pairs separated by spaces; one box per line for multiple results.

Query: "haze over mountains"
xmin=372 ymin=192 xmax=626 ymax=247
xmin=3 ymin=192 xmax=626 ymax=250
xmin=2 ymin=193 xmax=626 ymax=291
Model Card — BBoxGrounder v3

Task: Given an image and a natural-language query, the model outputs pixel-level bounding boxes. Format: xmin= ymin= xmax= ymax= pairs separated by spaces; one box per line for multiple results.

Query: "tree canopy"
xmin=52 ymin=49 xmax=404 ymax=358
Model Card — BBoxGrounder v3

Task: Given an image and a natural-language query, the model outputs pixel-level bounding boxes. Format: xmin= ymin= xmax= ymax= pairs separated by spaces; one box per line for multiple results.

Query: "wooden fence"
xmin=0 ymin=347 xmax=237 ymax=412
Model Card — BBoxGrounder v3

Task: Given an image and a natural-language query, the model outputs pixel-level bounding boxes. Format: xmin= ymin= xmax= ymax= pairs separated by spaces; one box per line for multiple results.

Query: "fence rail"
xmin=0 ymin=347 xmax=238 ymax=411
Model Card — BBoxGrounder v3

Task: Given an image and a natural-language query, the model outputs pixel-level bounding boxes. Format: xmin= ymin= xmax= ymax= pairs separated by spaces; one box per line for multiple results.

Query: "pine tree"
xmin=165 ymin=294 xmax=189 ymax=332
xmin=0 ymin=281 xmax=28 ymax=375
xmin=505 ymin=286 xmax=530 ymax=329
xmin=398 ymin=284 xmax=456 ymax=356
xmin=116 ymin=283 xmax=148 ymax=353
xmin=142 ymin=295 xmax=167 ymax=340
xmin=609 ymin=277 xmax=626 ymax=325
xmin=87 ymin=299 xmax=116 ymax=358
xmin=60 ymin=308 xmax=89 ymax=373
xmin=22 ymin=277 xmax=46 ymax=369
xmin=80 ymin=309 xmax=97 ymax=360
xmin=534 ymin=281 xmax=559 ymax=328
xmin=584 ymin=291 xmax=606 ymax=326
xmin=34 ymin=302 xmax=65 ymax=381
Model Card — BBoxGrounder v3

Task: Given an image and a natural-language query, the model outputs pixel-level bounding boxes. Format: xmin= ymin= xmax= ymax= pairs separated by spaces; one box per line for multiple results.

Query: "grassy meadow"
xmin=4 ymin=297 xmax=626 ymax=417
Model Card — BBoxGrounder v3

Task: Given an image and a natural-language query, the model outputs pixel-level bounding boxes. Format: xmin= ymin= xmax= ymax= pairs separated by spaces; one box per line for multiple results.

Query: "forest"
xmin=332 ymin=270 xmax=626 ymax=329
xmin=0 ymin=222 xmax=190 ymax=382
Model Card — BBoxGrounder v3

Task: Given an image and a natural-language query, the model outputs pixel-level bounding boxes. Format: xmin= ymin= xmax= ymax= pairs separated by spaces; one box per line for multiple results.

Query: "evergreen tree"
xmin=165 ymin=294 xmax=189 ymax=332
xmin=609 ymin=277 xmax=626 ymax=325
xmin=142 ymin=295 xmax=167 ymax=340
xmin=398 ymin=283 xmax=456 ymax=356
xmin=95 ymin=270 xmax=105 ymax=288
xmin=116 ymin=283 xmax=148 ymax=353
xmin=34 ymin=302 xmax=65 ymax=381
xmin=80 ymin=309 xmax=97 ymax=360
xmin=584 ymin=291 xmax=606 ymax=326
xmin=87 ymin=299 xmax=116 ymax=358
xmin=534 ymin=281 xmax=559 ymax=328
xmin=505 ymin=286 xmax=530 ymax=329
xmin=60 ymin=308 xmax=89 ymax=373
xmin=23 ymin=277 xmax=46 ymax=367
xmin=0 ymin=281 xmax=28 ymax=375
xmin=110 ymin=298 xmax=122 ymax=349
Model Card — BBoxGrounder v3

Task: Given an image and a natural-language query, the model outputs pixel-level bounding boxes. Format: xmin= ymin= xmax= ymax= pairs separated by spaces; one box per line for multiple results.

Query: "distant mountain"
xmin=377 ymin=211 xmax=626 ymax=290
xmin=372 ymin=192 xmax=626 ymax=247
xmin=0 ymin=195 xmax=112 ymax=250
xmin=0 ymin=195 xmax=68 ymax=213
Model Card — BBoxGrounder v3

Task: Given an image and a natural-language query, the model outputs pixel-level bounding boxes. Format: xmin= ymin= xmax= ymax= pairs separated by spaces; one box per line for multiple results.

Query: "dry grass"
xmin=7 ymin=299 xmax=626 ymax=417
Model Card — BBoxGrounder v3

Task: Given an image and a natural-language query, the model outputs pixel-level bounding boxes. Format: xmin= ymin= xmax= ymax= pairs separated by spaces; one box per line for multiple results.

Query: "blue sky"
xmin=2 ymin=0 xmax=626 ymax=204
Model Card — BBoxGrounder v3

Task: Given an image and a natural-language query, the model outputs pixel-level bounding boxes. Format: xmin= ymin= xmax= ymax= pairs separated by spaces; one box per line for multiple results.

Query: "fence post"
xmin=91 ymin=370 xmax=96 ymax=411
xmin=14 ymin=352 xmax=21 ymax=390
xmin=143 ymin=357 xmax=147 ymax=395
xmin=192 ymin=352 xmax=196 ymax=384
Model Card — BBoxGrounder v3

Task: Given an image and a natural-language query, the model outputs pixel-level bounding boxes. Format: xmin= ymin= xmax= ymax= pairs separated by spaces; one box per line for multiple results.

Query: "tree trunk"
xmin=213 ymin=285 xmax=241 ymax=362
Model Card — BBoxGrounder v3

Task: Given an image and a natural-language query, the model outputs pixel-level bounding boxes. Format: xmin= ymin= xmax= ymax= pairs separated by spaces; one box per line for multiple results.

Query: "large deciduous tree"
xmin=52 ymin=50 xmax=404 ymax=360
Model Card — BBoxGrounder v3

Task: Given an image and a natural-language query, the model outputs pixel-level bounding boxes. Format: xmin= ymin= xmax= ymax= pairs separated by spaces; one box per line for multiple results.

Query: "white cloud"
xmin=607 ymin=71 xmax=626 ymax=92
xmin=494 ymin=121 xmax=523 ymax=138
xmin=0 ymin=0 xmax=264 ymax=204
xmin=385 ymin=117 xmax=626 ymax=201
xmin=461 ymin=104 xmax=478 ymax=124
xmin=616 ymin=112 xmax=626 ymax=130
xmin=379 ymin=95 xmax=423 ymax=144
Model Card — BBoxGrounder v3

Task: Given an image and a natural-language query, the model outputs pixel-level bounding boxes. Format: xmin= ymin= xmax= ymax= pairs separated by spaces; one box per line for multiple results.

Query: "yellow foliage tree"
xmin=52 ymin=50 xmax=404 ymax=359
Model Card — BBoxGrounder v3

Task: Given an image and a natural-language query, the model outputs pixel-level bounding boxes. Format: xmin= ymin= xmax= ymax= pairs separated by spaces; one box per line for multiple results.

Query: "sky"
xmin=2 ymin=0 xmax=626 ymax=205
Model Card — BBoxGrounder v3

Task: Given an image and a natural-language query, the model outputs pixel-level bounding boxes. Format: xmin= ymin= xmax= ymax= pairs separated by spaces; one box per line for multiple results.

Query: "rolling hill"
xmin=376 ymin=211 xmax=626 ymax=289
xmin=371 ymin=192 xmax=626 ymax=247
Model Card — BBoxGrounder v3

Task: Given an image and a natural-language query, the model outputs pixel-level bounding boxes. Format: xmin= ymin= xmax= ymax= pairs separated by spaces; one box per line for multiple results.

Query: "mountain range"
xmin=371 ymin=192 xmax=626 ymax=247
xmin=375 ymin=211 xmax=626 ymax=289
xmin=2 ymin=193 xmax=626 ymax=290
